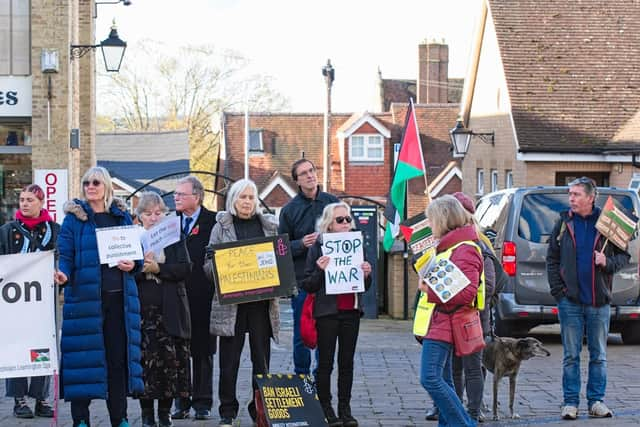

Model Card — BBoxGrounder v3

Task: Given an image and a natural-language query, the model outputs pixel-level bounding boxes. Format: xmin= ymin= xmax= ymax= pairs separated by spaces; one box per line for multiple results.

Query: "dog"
xmin=482 ymin=336 xmax=551 ymax=420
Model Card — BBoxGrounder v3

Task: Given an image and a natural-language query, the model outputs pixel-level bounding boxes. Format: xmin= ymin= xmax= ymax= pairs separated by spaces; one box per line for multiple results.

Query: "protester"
xmin=278 ymin=159 xmax=339 ymax=375
xmin=547 ymin=177 xmax=630 ymax=420
xmin=418 ymin=195 xmax=481 ymax=427
xmin=0 ymin=184 xmax=57 ymax=419
xmin=54 ymin=166 xmax=144 ymax=427
xmin=301 ymin=202 xmax=372 ymax=427
xmin=203 ymin=179 xmax=280 ymax=427
xmin=134 ymin=192 xmax=193 ymax=427
xmin=171 ymin=175 xmax=217 ymax=420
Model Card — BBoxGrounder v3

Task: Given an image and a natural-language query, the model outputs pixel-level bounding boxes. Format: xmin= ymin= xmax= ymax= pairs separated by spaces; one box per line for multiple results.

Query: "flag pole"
xmin=403 ymin=182 xmax=409 ymax=320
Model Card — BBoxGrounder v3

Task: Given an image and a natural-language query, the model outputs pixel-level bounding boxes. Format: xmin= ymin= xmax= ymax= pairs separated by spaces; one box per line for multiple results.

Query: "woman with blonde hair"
xmin=55 ymin=166 xmax=144 ymax=427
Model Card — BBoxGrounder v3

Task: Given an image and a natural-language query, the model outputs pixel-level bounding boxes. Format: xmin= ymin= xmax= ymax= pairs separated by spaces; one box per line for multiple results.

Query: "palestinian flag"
xmin=30 ymin=348 xmax=50 ymax=363
xmin=596 ymin=196 xmax=638 ymax=250
xmin=383 ymin=100 xmax=426 ymax=251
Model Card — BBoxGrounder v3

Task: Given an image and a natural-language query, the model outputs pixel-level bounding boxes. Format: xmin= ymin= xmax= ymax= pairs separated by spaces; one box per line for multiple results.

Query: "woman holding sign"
xmin=0 ymin=184 xmax=57 ymax=419
xmin=134 ymin=192 xmax=193 ymax=427
xmin=417 ymin=195 xmax=483 ymax=427
xmin=203 ymin=179 xmax=281 ymax=427
xmin=301 ymin=202 xmax=372 ymax=427
xmin=54 ymin=166 xmax=143 ymax=427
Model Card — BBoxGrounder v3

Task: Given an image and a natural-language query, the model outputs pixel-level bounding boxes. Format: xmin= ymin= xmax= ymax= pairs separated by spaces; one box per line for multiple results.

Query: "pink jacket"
xmin=424 ymin=224 xmax=483 ymax=344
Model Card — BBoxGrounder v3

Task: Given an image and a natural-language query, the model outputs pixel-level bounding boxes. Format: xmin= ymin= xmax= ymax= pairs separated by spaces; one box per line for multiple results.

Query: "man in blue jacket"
xmin=278 ymin=159 xmax=338 ymax=375
xmin=547 ymin=177 xmax=630 ymax=421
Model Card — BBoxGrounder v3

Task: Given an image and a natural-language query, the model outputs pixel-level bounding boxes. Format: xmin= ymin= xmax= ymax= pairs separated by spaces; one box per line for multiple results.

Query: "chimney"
xmin=417 ymin=41 xmax=449 ymax=104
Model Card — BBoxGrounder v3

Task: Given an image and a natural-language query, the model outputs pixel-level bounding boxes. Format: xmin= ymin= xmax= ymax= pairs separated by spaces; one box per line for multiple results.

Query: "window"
xmin=476 ymin=169 xmax=485 ymax=195
xmin=349 ymin=134 xmax=383 ymax=162
xmin=248 ymin=130 xmax=263 ymax=152
xmin=491 ymin=169 xmax=499 ymax=192
xmin=505 ymin=170 xmax=513 ymax=189
xmin=0 ymin=0 xmax=31 ymax=75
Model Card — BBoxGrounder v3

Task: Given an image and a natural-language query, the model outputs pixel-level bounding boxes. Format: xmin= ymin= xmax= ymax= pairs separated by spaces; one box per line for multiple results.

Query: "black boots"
xmin=339 ymin=404 xmax=358 ymax=427
xmin=323 ymin=405 xmax=343 ymax=427
xmin=13 ymin=398 xmax=34 ymax=419
xmin=141 ymin=408 xmax=157 ymax=427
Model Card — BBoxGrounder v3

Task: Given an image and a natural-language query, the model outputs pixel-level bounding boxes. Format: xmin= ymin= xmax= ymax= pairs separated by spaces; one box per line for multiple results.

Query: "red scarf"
xmin=16 ymin=209 xmax=53 ymax=230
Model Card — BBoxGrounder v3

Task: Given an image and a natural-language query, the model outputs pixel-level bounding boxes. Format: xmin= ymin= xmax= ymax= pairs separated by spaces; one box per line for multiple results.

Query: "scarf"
xmin=16 ymin=209 xmax=53 ymax=230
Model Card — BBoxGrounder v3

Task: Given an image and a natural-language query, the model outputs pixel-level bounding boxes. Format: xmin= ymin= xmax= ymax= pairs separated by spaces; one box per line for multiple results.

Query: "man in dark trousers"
xmin=171 ymin=175 xmax=217 ymax=420
xmin=547 ymin=177 xmax=629 ymax=421
xmin=278 ymin=159 xmax=339 ymax=375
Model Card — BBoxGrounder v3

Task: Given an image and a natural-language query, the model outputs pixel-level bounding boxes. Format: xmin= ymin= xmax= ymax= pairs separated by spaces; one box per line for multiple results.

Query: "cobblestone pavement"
xmin=2 ymin=302 xmax=640 ymax=426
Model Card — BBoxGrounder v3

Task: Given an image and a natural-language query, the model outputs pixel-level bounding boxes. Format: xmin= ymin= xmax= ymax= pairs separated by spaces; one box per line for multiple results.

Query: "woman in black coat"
xmin=134 ymin=192 xmax=193 ymax=427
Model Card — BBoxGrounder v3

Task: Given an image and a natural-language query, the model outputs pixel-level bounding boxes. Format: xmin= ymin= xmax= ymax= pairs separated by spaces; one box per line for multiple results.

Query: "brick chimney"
xmin=417 ymin=41 xmax=449 ymax=104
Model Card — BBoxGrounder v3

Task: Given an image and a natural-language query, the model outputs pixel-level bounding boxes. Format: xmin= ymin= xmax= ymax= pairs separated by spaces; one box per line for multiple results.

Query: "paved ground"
xmin=2 ymin=301 xmax=640 ymax=426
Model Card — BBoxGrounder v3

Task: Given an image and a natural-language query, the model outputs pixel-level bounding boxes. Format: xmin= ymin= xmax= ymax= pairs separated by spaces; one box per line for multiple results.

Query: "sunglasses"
xmin=335 ymin=216 xmax=352 ymax=224
xmin=82 ymin=179 xmax=102 ymax=187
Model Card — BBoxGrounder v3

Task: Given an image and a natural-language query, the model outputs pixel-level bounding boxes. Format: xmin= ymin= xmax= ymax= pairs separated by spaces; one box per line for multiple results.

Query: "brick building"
xmin=0 ymin=0 xmax=99 ymax=223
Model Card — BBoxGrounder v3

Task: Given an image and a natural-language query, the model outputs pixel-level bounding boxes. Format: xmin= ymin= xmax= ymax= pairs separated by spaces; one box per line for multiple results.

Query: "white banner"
xmin=0 ymin=76 xmax=32 ymax=117
xmin=34 ymin=169 xmax=68 ymax=224
xmin=96 ymin=225 xmax=144 ymax=266
xmin=140 ymin=215 xmax=181 ymax=257
xmin=322 ymin=231 xmax=365 ymax=295
xmin=0 ymin=251 xmax=58 ymax=378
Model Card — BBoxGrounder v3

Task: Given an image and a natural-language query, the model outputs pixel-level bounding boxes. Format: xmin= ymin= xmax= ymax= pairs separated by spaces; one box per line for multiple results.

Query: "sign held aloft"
xmin=596 ymin=196 xmax=638 ymax=251
xmin=322 ymin=231 xmax=364 ymax=295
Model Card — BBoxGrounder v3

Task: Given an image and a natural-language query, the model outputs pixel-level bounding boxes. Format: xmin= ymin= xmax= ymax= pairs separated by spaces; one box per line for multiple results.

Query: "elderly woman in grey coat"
xmin=203 ymin=179 xmax=280 ymax=427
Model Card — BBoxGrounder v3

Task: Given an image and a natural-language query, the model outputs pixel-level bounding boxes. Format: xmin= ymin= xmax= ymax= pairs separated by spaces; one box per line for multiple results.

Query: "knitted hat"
xmin=452 ymin=192 xmax=475 ymax=214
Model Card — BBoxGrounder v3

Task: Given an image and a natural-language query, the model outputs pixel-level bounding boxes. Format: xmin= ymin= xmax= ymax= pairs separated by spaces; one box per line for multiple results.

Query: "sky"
xmin=96 ymin=0 xmax=482 ymax=114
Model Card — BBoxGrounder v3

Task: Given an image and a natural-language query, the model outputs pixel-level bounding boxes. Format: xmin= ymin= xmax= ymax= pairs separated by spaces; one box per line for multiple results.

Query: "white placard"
xmin=140 ymin=215 xmax=181 ymax=257
xmin=321 ymin=231 xmax=365 ymax=295
xmin=424 ymin=257 xmax=470 ymax=303
xmin=96 ymin=225 xmax=143 ymax=266
xmin=0 ymin=76 xmax=32 ymax=117
xmin=34 ymin=169 xmax=68 ymax=224
xmin=0 ymin=251 xmax=58 ymax=378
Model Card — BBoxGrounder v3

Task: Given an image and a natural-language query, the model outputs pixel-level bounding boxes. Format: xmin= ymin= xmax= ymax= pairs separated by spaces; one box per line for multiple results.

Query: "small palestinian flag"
xmin=30 ymin=348 xmax=50 ymax=363
xmin=596 ymin=196 xmax=638 ymax=251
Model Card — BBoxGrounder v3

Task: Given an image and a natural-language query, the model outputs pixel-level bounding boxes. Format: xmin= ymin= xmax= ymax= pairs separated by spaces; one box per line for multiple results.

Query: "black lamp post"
xmin=449 ymin=118 xmax=494 ymax=157
xmin=70 ymin=23 xmax=127 ymax=72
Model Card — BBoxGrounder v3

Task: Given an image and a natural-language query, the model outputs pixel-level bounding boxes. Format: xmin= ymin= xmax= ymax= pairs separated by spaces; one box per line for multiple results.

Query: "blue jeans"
xmin=558 ymin=297 xmax=609 ymax=407
xmin=292 ymin=290 xmax=311 ymax=375
xmin=420 ymin=339 xmax=475 ymax=427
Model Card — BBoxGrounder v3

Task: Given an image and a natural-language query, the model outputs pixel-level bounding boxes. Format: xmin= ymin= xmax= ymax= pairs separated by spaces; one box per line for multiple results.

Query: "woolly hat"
xmin=452 ymin=192 xmax=475 ymax=214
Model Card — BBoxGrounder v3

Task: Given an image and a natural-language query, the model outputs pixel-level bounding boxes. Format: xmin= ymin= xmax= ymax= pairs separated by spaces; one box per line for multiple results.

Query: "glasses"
xmin=82 ymin=179 xmax=102 ymax=187
xmin=174 ymin=192 xmax=196 ymax=198
xmin=335 ymin=216 xmax=352 ymax=224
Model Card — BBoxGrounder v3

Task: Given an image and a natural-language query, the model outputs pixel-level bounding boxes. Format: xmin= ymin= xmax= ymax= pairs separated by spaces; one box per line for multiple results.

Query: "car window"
xmin=518 ymin=192 xmax=636 ymax=244
xmin=476 ymin=192 xmax=511 ymax=231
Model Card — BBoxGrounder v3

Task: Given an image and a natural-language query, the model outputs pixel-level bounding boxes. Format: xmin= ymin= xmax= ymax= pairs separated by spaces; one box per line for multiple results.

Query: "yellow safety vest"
xmin=412 ymin=240 xmax=485 ymax=337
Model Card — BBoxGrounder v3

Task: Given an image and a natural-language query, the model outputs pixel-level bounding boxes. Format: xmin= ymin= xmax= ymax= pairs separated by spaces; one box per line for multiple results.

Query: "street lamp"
xmin=322 ymin=59 xmax=335 ymax=192
xmin=94 ymin=0 xmax=132 ymax=18
xmin=70 ymin=23 xmax=127 ymax=72
xmin=449 ymin=118 xmax=494 ymax=157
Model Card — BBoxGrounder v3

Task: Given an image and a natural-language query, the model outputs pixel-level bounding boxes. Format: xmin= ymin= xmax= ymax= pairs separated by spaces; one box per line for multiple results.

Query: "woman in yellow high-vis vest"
xmin=418 ymin=195 xmax=482 ymax=427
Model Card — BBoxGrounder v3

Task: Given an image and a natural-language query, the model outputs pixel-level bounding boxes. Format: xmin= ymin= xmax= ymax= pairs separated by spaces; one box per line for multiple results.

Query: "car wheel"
xmin=493 ymin=308 xmax=529 ymax=337
xmin=621 ymin=323 xmax=640 ymax=345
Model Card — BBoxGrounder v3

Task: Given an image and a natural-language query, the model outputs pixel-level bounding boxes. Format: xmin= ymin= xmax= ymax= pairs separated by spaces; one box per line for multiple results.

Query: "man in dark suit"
xmin=171 ymin=176 xmax=217 ymax=420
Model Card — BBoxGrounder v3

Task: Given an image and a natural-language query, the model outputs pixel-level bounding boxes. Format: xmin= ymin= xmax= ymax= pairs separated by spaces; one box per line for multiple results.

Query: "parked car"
xmin=475 ymin=186 xmax=640 ymax=344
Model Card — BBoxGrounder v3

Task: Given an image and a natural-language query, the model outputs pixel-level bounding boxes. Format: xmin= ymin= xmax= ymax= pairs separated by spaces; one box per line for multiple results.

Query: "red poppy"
xmin=191 ymin=225 xmax=199 ymax=236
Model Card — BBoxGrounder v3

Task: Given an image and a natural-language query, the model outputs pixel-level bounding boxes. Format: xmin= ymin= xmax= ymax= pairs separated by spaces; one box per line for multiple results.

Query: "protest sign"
xmin=424 ymin=257 xmax=470 ymax=303
xmin=96 ymin=225 xmax=144 ymax=266
xmin=140 ymin=215 xmax=181 ymax=257
xmin=322 ymin=231 xmax=365 ymax=295
xmin=596 ymin=196 xmax=638 ymax=251
xmin=210 ymin=234 xmax=296 ymax=305
xmin=0 ymin=251 xmax=58 ymax=378
xmin=254 ymin=374 xmax=326 ymax=427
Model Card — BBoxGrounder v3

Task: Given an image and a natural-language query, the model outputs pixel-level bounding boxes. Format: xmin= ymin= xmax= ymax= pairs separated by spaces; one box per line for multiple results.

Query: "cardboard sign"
xmin=140 ymin=215 xmax=181 ymax=257
xmin=0 ymin=251 xmax=58 ymax=378
xmin=254 ymin=374 xmax=326 ymax=427
xmin=96 ymin=225 xmax=144 ymax=266
xmin=210 ymin=234 xmax=296 ymax=305
xmin=321 ymin=231 xmax=364 ymax=295
xmin=425 ymin=257 xmax=470 ymax=303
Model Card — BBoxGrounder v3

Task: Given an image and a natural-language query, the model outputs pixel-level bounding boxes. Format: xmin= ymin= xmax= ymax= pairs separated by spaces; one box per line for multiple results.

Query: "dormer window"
xmin=249 ymin=130 xmax=263 ymax=152
xmin=349 ymin=134 xmax=383 ymax=162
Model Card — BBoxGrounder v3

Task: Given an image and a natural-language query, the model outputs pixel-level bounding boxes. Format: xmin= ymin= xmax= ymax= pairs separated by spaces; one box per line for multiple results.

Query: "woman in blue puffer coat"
xmin=54 ymin=166 xmax=144 ymax=427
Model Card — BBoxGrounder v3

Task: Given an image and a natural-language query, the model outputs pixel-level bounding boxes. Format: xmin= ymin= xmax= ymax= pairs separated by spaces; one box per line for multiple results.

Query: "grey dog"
xmin=482 ymin=336 xmax=551 ymax=420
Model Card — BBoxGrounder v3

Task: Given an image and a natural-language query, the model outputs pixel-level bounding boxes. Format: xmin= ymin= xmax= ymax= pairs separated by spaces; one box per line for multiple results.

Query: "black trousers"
xmin=218 ymin=301 xmax=271 ymax=419
xmin=315 ymin=310 xmax=360 ymax=415
xmin=71 ymin=291 xmax=128 ymax=427
xmin=174 ymin=353 xmax=213 ymax=411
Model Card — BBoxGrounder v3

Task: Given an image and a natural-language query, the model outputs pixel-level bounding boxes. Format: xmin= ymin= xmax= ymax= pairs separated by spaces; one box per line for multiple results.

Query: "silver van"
xmin=475 ymin=186 xmax=640 ymax=344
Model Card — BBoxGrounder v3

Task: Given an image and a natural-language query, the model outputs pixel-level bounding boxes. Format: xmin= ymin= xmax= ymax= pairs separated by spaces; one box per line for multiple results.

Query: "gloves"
xmin=205 ymin=244 xmax=214 ymax=260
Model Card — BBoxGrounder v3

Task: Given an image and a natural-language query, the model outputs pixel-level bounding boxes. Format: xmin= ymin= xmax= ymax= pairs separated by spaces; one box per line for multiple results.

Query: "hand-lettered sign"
xmin=321 ymin=231 xmax=364 ymax=295
xmin=210 ymin=234 xmax=296 ymax=305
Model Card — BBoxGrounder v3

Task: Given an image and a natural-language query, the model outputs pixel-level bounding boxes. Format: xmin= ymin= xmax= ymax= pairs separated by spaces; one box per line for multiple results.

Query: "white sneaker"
xmin=561 ymin=405 xmax=578 ymax=420
xmin=589 ymin=401 xmax=613 ymax=418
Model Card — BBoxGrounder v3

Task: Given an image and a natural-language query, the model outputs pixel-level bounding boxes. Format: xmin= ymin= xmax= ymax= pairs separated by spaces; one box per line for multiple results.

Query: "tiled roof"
xmin=489 ymin=0 xmax=640 ymax=152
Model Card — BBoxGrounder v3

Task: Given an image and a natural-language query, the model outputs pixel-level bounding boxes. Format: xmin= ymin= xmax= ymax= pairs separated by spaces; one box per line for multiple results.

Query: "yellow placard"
xmin=215 ymin=241 xmax=280 ymax=293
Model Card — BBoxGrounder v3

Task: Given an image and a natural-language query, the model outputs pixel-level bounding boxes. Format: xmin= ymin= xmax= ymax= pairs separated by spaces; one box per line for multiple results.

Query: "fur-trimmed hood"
xmin=63 ymin=198 xmax=129 ymax=222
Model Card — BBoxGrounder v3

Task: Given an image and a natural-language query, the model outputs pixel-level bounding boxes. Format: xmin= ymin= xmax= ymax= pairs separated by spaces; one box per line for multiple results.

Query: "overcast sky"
xmin=96 ymin=0 xmax=481 ymax=114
